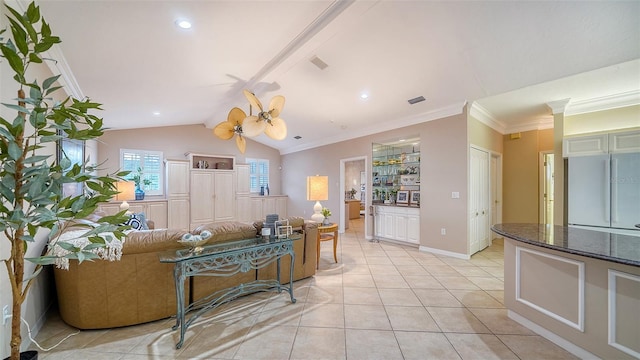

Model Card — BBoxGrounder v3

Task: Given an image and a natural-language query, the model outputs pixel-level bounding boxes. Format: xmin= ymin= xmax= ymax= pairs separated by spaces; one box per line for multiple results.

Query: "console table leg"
xmin=289 ymin=251 xmax=296 ymax=303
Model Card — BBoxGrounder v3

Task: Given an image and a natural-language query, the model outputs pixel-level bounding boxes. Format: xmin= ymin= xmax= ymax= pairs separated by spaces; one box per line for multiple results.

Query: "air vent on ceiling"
xmin=294 ymin=135 xmax=302 ymax=140
xmin=408 ymin=96 xmax=426 ymax=105
xmin=310 ymin=56 xmax=328 ymax=70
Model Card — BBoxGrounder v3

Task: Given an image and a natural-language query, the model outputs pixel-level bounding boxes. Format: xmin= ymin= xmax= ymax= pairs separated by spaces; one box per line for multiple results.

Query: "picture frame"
xmin=410 ymin=190 xmax=420 ymax=206
xmin=396 ymin=190 xmax=409 ymax=205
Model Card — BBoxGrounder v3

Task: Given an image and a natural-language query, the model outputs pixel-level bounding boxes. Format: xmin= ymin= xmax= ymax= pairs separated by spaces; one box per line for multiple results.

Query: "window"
xmin=247 ymin=158 xmax=269 ymax=193
xmin=58 ymin=134 xmax=85 ymax=198
xmin=120 ymin=149 xmax=163 ymax=196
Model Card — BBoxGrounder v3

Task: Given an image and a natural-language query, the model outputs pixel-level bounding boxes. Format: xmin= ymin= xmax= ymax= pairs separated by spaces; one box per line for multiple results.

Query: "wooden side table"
xmin=317 ymin=223 xmax=339 ymax=268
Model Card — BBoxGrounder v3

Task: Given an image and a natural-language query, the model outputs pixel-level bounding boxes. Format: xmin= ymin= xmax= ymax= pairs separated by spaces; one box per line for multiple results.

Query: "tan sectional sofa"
xmin=53 ymin=218 xmax=318 ymax=329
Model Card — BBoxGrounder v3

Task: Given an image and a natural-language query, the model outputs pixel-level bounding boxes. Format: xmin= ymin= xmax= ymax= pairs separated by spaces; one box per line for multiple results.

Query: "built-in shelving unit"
xmin=372 ymin=142 xmax=420 ymax=203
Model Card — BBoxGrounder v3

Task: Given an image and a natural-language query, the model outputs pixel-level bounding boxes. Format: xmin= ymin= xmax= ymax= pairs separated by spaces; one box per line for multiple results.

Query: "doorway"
xmin=539 ymin=152 xmax=554 ymax=225
xmin=340 ymin=156 xmax=367 ymax=234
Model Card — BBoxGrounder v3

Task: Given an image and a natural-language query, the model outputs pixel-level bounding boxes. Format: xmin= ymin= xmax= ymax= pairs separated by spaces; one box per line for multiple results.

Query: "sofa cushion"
xmin=191 ymin=222 xmax=257 ymax=244
xmin=123 ymin=213 xmax=148 ymax=230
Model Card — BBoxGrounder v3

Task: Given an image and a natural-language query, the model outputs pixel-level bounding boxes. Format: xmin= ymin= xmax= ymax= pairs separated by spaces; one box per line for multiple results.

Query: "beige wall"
xmin=468 ymin=115 xmax=504 ymax=154
xmin=282 ymin=110 xmax=469 ymax=256
xmin=564 ymin=105 xmax=640 ymax=135
xmin=502 ymin=129 xmax=553 ymax=223
xmin=97 ymin=124 xmax=283 ymax=195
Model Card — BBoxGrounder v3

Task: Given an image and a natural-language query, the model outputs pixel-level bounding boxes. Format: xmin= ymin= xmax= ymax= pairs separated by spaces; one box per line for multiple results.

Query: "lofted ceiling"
xmin=27 ymin=0 xmax=640 ymax=154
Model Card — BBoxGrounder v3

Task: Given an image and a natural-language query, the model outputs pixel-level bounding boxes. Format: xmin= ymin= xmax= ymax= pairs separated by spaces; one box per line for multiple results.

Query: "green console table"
xmin=159 ymin=234 xmax=301 ymax=349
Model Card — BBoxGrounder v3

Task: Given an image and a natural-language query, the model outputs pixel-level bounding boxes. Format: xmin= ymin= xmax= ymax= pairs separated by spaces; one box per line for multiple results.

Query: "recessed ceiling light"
xmin=152 ymin=111 xmax=161 ymax=116
xmin=175 ymin=19 xmax=192 ymax=29
xmin=360 ymin=93 xmax=369 ymax=100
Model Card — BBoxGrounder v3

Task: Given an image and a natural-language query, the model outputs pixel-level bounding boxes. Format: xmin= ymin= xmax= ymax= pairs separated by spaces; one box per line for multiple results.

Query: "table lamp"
xmin=307 ymin=175 xmax=328 ymax=223
xmin=115 ymin=181 xmax=136 ymax=212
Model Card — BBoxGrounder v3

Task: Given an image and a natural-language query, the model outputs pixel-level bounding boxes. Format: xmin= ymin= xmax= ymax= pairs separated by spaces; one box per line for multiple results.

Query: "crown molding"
xmin=503 ymin=115 xmax=554 ymax=134
xmin=546 ymin=98 xmax=571 ymax=114
xmin=6 ymin=0 xmax=84 ymax=99
xmin=469 ymin=102 xmax=507 ymax=134
xmin=279 ymin=101 xmax=466 ymax=155
xmin=565 ymin=90 xmax=640 ymax=116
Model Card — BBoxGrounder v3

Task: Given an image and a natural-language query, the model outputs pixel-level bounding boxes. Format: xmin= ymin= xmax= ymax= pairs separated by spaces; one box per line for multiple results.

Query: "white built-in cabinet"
xmin=374 ymin=205 xmax=419 ymax=245
xmin=98 ymin=200 xmax=168 ymax=229
xmin=190 ymin=170 xmax=236 ymax=229
xmin=563 ymin=129 xmax=640 ymax=157
xmin=165 ymin=159 xmax=190 ymax=230
xmin=250 ymin=196 xmax=288 ymax=222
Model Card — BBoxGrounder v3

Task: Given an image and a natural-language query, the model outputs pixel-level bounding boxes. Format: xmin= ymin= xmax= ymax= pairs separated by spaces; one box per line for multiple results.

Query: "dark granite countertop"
xmin=492 ymin=223 xmax=640 ymax=267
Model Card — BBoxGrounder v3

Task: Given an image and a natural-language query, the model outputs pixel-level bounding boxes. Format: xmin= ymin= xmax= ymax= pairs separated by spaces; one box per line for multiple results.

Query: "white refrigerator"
xmin=568 ymin=152 xmax=640 ymax=236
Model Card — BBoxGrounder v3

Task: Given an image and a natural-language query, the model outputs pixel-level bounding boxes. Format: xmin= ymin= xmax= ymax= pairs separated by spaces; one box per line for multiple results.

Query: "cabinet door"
xmin=168 ymin=198 xmax=190 ymax=230
xmin=263 ymin=197 xmax=277 ymax=217
xmin=563 ymin=134 xmax=608 ymax=157
xmin=128 ymin=204 xmax=146 ymax=215
xmin=251 ymin=198 xmax=264 ymax=221
xmin=395 ymin=214 xmax=408 ymax=241
xmin=236 ymin=164 xmax=250 ymax=194
xmin=275 ymin=197 xmax=288 ymax=218
xmin=190 ymin=172 xmax=215 ymax=224
xmin=382 ymin=213 xmax=394 ymax=239
xmin=407 ymin=215 xmax=420 ymax=244
xmin=166 ymin=160 xmax=189 ymax=197
xmin=236 ymin=195 xmax=252 ymax=223
xmin=147 ymin=202 xmax=168 ymax=229
xmin=610 ymin=130 xmax=640 ymax=153
xmin=214 ymin=171 xmax=236 ymax=222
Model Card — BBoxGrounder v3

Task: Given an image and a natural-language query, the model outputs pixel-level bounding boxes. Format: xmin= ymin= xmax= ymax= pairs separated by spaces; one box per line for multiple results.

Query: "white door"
xmin=214 ymin=171 xmax=236 ymax=222
xmin=190 ymin=172 xmax=215 ymax=225
xmin=568 ymin=155 xmax=610 ymax=227
xmin=470 ymin=147 xmax=490 ymax=254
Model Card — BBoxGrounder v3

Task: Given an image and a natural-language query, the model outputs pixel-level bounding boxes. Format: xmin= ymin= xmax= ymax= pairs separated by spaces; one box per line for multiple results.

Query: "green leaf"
xmin=43 ymin=75 xmax=61 ymax=90
xmin=34 ymin=41 xmax=55 ymax=53
xmin=0 ymin=43 xmax=25 ymax=77
xmin=7 ymin=142 xmax=22 ymax=160
xmin=8 ymin=18 xmax=28 ymax=55
xmin=45 ymin=86 xmax=63 ymax=96
xmin=41 ymin=19 xmax=51 ymax=38
xmin=28 ymin=53 xmax=42 ymax=63
xmin=26 ymin=2 xmax=41 ymax=23
xmin=2 ymin=103 xmax=30 ymax=114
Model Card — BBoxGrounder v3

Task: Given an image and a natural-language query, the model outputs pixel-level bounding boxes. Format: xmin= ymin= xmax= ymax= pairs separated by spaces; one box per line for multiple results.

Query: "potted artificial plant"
xmin=0 ymin=3 xmax=129 ymax=359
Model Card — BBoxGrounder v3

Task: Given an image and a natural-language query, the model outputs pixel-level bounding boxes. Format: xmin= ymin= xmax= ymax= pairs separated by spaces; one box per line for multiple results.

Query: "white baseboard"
xmin=419 ymin=246 xmax=470 ymax=260
xmin=508 ymin=310 xmax=599 ymax=360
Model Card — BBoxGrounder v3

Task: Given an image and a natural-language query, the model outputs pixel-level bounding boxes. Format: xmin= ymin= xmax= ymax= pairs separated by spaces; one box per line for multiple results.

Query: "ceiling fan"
xmin=213 ymin=89 xmax=287 ymax=153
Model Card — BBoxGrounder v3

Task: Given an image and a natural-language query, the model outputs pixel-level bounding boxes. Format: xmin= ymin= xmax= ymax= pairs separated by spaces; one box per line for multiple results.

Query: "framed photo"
xmin=396 ymin=190 xmax=409 ymax=205
xmin=410 ymin=190 xmax=420 ymax=206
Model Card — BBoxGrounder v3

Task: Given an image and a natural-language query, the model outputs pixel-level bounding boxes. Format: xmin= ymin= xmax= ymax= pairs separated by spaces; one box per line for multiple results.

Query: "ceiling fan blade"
xmin=236 ymin=135 xmax=247 ymax=154
xmin=228 ymin=107 xmax=247 ymax=125
xmin=243 ymin=89 xmax=263 ymax=111
xmin=269 ymin=95 xmax=285 ymax=118
xmin=213 ymin=121 xmax=235 ymax=140
xmin=265 ymin=117 xmax=287 ymax=140
xmin=242 ymin=115 xmax=267 ymax=137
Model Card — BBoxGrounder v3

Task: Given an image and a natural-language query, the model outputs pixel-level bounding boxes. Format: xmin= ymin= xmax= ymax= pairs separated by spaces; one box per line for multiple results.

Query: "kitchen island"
xmin=492 ymin=224 xmax=639 ymax=360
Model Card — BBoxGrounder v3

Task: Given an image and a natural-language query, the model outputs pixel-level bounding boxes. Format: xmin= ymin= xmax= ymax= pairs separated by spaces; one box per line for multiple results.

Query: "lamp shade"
xmin=115 ymin=181 xmax=135 ymax=201
xmin=306 ymin=176 xmax=328 ymax=201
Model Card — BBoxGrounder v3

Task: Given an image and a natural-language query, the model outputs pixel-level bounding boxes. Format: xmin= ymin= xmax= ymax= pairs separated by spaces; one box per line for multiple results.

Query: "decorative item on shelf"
xmin=307 ymin=175 xmax=328 ymax=223
xmin=131 ymin=167 xmax=151 ymax=200
xmin=266 ymin=184 xmax=270 ymax=196
xmin=321 ymin=207 xmax=332 ymax=225
xmin=260 ymin=186 xmax=265 ymax=196
xmin=410 ymin=190 xmax=420 ymax=207
xmin=115 ymin=181 xmax=136 ymax=212
xmin=196 ymin=160 xmax=209 ymax=169
xmin=396 ymin=190 xmax=410 ymax=206
xmin=347 ymin=188 xmax=357 ymax=199
xmin=264 ymin=214 xmax=280 ymax=240
xmin=213 ymin=89 xmax=287 ymax=153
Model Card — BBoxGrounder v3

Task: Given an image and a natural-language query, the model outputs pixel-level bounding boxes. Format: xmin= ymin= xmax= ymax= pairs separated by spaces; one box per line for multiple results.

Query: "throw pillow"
xmin=123 ymin=213 xmax=148 ymax=231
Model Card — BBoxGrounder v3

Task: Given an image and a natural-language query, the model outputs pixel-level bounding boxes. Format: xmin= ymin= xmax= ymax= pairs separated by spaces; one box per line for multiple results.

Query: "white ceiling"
xmin=28 ymin=0 xmax=640 ymax=154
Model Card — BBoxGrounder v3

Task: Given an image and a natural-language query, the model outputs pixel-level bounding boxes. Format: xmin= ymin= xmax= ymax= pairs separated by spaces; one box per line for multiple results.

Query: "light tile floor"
xmin=32 ymin=218 xmax=578 ymax=359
